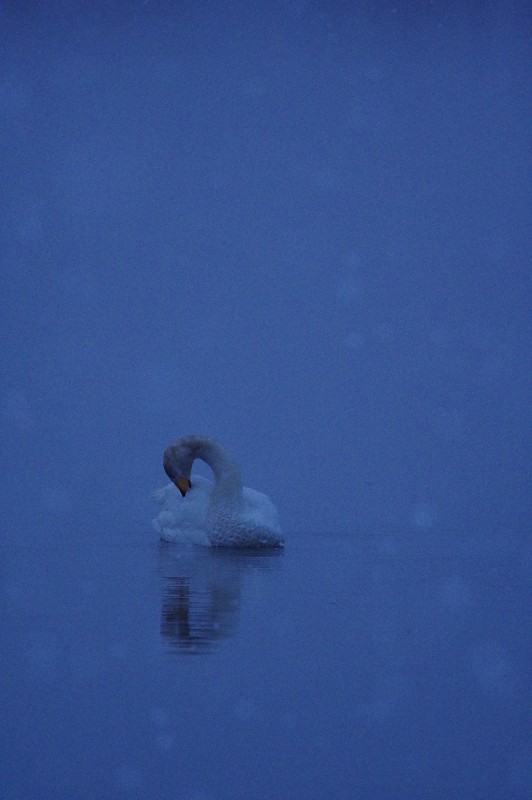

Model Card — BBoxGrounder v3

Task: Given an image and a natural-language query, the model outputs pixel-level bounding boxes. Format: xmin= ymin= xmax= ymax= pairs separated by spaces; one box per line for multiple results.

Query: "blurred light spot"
xmin=236 ymin=76 xmax=268 ymax=98
xmin=234 ymin=697 xmax=257 ymax=721
xmin=7 ymin=195 xmax=44 ymax=243
xmin=438 ymin=576 xmax=472 ymax=610
xmin=155 ymin=732 xmax=175 ymax=752
xmin=470 ymin=642 xmax=519 ymax=704
xmin=115 ymin=765 xmax=142 ymax=790
xmin=345 ymin=331 xmax=366 ymax=349
xmin=432 ymin=407 xmax=463 ymax=440
xmin=336 ymin=276 xmax=363 ymax=305
xmin=109 ymin=643 xmax=128 ymax=660
xmin=0 ymin=389 xmax=32 ymax=426
xmin=187 ymin=790 xmax=217 ymax=800
xmin=42 ymin=487 xmax=70 ymax=514
xmin=429 ymin=326 xmax=452 ymax=348
xmin=313 ymin=166 xmax=343 ymax=190
xmin=0 ymin=74 xmax=32 ymax=118
xmin=411 ymin=503 xmax=436 ymax=530
xmin=58 ymin=265 xmax=100 ymax=303
xmin=374 ymin=322 xmax=394 ymax=344
xmin=149 ymin=707 xmax=169 ymax=726
xmin=26 ymin=632 xmax=60 ymax=678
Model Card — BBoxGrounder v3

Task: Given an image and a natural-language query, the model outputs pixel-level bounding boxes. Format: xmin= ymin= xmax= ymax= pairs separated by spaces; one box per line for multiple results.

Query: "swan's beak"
xmin=175 ymin=476 xmax=192 ymax=497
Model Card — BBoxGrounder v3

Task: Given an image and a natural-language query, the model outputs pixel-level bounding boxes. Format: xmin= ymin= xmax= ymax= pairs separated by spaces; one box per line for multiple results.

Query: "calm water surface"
xmin=1 ymin=528 xmax=530 ymax=799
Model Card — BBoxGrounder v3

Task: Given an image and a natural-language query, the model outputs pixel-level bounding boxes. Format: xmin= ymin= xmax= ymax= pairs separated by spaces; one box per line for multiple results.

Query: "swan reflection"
xmin=157 ymin=541 xmax=283 ymax=655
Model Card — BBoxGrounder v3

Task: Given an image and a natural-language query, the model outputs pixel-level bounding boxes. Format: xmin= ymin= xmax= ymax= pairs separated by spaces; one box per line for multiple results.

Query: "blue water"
xmin=1 ymin=528 xmax=530 ymax=799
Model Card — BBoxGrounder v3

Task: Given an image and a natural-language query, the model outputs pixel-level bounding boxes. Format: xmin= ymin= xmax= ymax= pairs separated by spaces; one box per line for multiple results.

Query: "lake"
xmin=1 ymin=527 xmax=530 ymax=799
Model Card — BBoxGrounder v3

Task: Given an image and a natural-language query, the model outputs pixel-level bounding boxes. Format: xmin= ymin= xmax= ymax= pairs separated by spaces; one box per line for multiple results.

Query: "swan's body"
xmin=152 ymin=436 xmax=283 ymax=548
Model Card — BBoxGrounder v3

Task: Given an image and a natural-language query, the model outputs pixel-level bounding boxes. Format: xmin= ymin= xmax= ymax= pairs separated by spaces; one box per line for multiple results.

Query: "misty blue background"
xmin=1 ymin=2 xmax=530 ymax=799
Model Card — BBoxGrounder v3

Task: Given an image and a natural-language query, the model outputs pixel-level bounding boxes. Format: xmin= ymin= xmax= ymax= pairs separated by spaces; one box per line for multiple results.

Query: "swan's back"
xmin=207 ymin=486 xmax=283 ymax=548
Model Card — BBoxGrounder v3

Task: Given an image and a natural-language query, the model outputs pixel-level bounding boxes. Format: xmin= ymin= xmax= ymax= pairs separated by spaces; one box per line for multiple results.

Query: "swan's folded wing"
xmin=242 ymin=486 xmax=283 ymax=535
xmin=152 ymin=477 xmax=213 ymax=546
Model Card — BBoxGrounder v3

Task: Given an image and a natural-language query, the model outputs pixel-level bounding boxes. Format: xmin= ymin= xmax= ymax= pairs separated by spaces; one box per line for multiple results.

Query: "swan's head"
xmin=163 ymin=435 xmax=237 ymax=497
xmin=163 ymin=440 xmax=194 ymax=497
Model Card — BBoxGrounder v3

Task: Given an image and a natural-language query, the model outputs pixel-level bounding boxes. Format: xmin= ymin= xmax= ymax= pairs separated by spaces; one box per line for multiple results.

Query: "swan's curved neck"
xmin=196 ymin=441 xmax=241 ymax=482
xmin=188 ymin=437 xmax=243 ymax=496
xmin=164 ymin=436 xmax=244 ymax=499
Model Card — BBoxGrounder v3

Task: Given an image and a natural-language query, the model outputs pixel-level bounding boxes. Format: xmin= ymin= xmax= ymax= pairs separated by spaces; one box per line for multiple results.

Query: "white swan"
xmin=152 ymin=436 xmax=284 ymax=548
